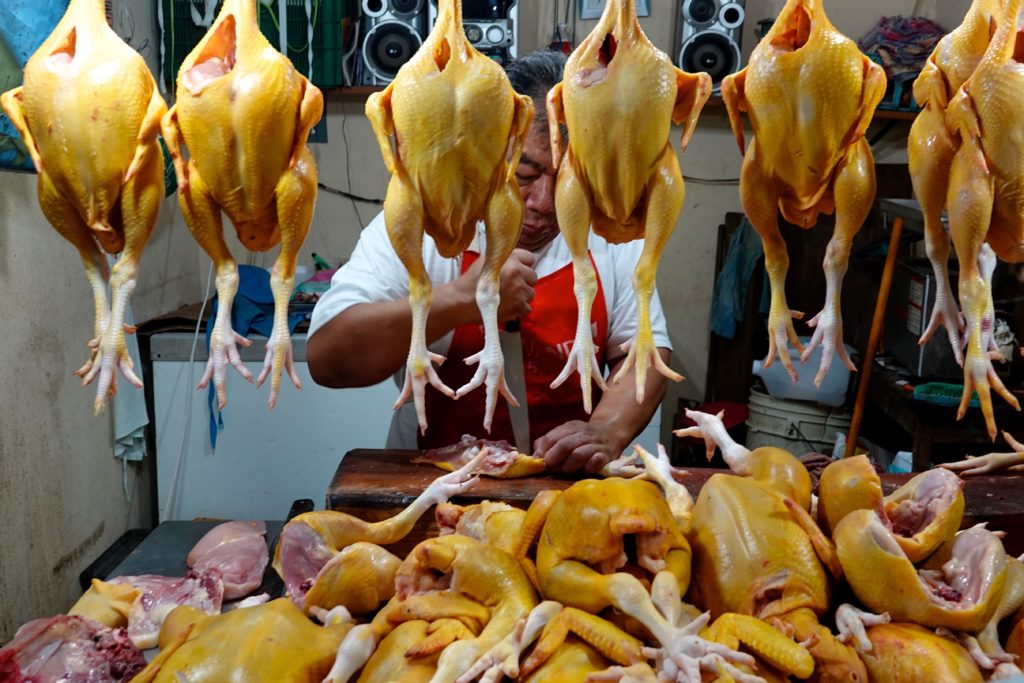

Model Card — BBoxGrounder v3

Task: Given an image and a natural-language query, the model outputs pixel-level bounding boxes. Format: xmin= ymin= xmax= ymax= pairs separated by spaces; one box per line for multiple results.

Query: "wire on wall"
xmin=683 ymin=175 xmax=740 ymax=185
xmin=340 ymin=112 xmax=367 ymax=227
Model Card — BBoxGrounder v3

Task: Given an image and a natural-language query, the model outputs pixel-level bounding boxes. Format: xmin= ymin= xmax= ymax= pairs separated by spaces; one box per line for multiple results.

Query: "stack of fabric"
xmin=858 ymin=16 xmax=946 ymax=79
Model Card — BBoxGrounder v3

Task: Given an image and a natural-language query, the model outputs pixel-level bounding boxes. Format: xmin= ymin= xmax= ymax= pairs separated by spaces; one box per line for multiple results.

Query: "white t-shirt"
xmin=309 ymin=211 xmax=672 ymax=447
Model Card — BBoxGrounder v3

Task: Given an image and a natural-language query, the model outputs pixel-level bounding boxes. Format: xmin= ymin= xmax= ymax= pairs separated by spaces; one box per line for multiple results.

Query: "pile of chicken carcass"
xmin=4 ymin=410 xmax=1024 ymax=682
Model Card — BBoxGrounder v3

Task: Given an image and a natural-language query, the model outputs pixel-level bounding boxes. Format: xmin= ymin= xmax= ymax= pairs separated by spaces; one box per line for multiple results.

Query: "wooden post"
xmin=847 ymin=216 xmax=905 ymax=457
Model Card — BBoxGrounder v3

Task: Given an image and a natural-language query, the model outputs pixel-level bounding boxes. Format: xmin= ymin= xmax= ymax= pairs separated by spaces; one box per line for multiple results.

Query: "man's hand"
xmin=534 ymin=420 xmax=628 ymax=474
xmin=458 ymin=248 xmax=537 ymax=323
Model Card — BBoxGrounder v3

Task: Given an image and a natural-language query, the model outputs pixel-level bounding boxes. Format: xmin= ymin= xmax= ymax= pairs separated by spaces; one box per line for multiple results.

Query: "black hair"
xmin=504 ymin=50 xmax=567 ymax=128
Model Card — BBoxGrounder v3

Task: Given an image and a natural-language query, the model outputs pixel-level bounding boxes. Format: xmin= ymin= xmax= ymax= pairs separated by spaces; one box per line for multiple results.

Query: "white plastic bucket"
xmin=745 ymin=387 xmax=851 ymax=454
xmin=751 ymin=336 xmax=855 ymax=407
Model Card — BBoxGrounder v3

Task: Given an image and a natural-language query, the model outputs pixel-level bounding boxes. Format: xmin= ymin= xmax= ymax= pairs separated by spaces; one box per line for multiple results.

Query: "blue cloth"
xmin=710 ymin=217 xmax=766 ymax=339
xmin=206 ymin=265 xmax=304 ymax=448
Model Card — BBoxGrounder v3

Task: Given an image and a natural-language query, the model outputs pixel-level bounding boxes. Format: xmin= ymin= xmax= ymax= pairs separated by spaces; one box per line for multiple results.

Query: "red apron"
xmin=418 ymin=251 xmax=609 ymax=450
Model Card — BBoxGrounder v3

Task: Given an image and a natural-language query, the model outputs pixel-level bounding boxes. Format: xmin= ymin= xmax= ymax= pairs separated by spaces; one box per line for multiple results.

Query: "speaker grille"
xmin=363 ymin=21 xmax=423 ymax=80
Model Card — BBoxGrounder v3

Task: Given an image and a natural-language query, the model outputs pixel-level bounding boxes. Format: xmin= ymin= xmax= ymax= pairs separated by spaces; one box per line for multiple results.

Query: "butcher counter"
xmin=327 ymin=449 xmax=1024 ymax=558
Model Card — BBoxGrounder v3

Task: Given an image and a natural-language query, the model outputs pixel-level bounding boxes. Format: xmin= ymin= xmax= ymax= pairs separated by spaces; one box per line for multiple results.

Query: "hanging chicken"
xmin=0 ymin=0 xmax=166 ymax=413
xmin=364 ymin=0 xmax=534 ymax=435
xmin=721 ymin=0 xmax=886 ymax=387
xmin=546 ymin=0 xmax=711 ymax=412
xmin=910 ymin=0 xmax=1001 ymax=366
xmin=161 ymin=0 xmax=323 ymax=410
xmin=944 ymin=0 xmax=1024 ymax=439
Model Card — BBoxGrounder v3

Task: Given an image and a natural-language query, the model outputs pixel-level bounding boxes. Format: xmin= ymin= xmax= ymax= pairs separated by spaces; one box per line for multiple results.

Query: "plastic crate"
xmin=160 ymin=0 xmax=349 ymax=91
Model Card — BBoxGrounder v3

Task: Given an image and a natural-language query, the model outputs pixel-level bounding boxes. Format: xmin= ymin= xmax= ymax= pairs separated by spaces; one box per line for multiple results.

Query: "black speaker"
xmin=358 ymin=0 xmax=427 ymax=85
xmin=677 ymin=0 xmax=744 ymax=94
xmin=428 ymin=0 xmax=518 ymax=65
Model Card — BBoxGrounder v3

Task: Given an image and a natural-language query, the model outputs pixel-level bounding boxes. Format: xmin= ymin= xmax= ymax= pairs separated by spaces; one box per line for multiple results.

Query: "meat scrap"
xmin=0 ymin=615 xmax=145 ymax=683
xmin=109 ymin=570 xmax=224 ymax=649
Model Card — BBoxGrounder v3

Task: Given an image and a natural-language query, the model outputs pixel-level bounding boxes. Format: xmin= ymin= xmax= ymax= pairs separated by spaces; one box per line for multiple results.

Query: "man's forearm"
xmin=590 ymin=348 xmax=672 ymax=451
xmin=307 ymin=281 xmax=477 ymax=388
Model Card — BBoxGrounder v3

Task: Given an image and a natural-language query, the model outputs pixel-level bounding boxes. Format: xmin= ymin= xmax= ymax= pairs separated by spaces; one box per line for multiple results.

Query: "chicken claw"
xmin=802 ymin=306 xmax=856 ymax=388
xmin=585 ymin=663 xmax=659 ymax=683
xmin=835 ymin=603 xmax=891 ymax=653
xmin=256 ymin=327 xmax=302 ymax=410
xmin=456 ymin=601 xmax=563 ymax=683
xmin=941 ymin=432 xmax=1024 ymax=475
xmin=395 ymin=349 xmax=455 ymax=434
xmin=199 ymin=328 xmax=255 ymax=410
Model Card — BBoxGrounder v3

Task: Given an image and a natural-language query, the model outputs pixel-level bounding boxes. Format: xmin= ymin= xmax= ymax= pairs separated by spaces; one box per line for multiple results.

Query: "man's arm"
xmin=308 ymin=249 xmax=538 ymax=388
xmin=307 ymin=283 xmax=473 ymax=388
xmin=533 ymin=348 xmax=671 ymax=473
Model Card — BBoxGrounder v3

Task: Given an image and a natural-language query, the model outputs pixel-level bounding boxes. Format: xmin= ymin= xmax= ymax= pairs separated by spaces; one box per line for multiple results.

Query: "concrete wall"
xmin=0 ymin=174 xmax=199 ymax=640
xmin=0 ymin=0 xmax=200 ymax=642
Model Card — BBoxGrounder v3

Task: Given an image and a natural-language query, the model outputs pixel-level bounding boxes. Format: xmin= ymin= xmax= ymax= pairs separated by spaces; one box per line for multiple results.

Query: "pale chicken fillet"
xmin=722 ymin=0 xmax=886 ymax=387
xmin=365 ymin=0 xmax=534 ymax=435
xmin=546 ymin=0 xmax=710 ymax=411
xmin=186 ymin=520 xmax=268 ymax=600
xmin=944 ymin=0 xmax=1024 ymax=439
xmin=161 ymin=0 xmax=323 ymax=410
xmin=0 ymin=0 xmax=166 ymax=414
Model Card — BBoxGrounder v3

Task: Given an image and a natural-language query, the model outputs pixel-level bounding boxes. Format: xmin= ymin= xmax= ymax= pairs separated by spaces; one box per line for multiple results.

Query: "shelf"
xmin=701 ymin=94 xmax=918 ymax=121
xmin=329 ymin=88 xmax=919 ymax=120
xmin=327 ymin=85 xmax=385 ymax=97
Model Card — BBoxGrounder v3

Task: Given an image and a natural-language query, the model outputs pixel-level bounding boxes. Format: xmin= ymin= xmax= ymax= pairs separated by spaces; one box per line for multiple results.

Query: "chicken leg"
xmin=383 ymin=172 xmax=458 ymax=433
xmin=801 ymin=138 xmax=875 ymax=386
xmin=455 ymin=166 xmax=530 ymax=431
xmin=946 ymin=109 xmax=1020 ymax=437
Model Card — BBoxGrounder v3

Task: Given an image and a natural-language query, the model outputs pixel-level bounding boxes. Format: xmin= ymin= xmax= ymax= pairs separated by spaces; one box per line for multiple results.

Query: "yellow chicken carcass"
xmin=944 ymin=0 xmax=1024 ymax=439
xmin=128 ymin=599 xmax=350 ymax=683
xmin=818 ymin=456 xmax=965 ymax=562
xmin=274 ymin=448 xmax=486 ymax=614
xmin=674 ymin=410 xmax=866 ymax=682
xmin=546 ymin=0 xmax=710 ymax=411
xmin=722 ymin=0 xmax=886 ymax=387
xmin=364 ymin=0 xmax=534 ymax=435
xmin=322 ymin=534 xmax=537 ymax=683
xmin=910 ymin=0 xmax=1002 ymax=364
xmin=835 ymin=605 xmax=984 ymax=683
xmin=520 ymin=478 xmax=766 ymax=681
xmin=160 ymin=0 xmax=323 ymax=410
xmin=835 ymin=512 xmax=1007 ymax=632
xmin=0 ymin=0 xmax=166 ymax=413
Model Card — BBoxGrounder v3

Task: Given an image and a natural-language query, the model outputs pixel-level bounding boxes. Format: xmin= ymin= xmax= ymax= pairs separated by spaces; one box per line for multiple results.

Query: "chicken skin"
xmin=1 ymin=0 xmax=166 ymax=413
xmin=546 ymin=0 xmax=711 ymax=411
xmin=365 ymin=0 xmax=534 ymax=435
xmin=722 ymin=0 xmax=886 ymax=387
xmin=161 ymin=0 xmax=323 ymax=410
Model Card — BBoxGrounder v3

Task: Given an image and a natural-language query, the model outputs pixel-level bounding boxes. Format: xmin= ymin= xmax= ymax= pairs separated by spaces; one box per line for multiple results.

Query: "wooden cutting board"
xmin=326 ymin=449 xmax=1024 ymax=558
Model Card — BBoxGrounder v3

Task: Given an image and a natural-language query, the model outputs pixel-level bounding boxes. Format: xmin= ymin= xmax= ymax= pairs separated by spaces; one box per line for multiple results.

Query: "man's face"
xmin=515 ymin=123 xmax=560 ymax=252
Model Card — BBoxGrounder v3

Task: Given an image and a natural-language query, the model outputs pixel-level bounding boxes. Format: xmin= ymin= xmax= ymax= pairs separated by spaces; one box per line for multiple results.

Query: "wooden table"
xmin=327 ymin=449 xmax=1024 ymax=557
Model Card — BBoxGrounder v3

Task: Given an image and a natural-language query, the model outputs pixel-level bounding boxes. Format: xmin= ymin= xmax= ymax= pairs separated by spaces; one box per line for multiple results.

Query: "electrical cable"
xmin=317 ymin=182 xmax=384 ymax=204
xmin=259 ymin=0 xmax=321 ymax=54
xmin=682 ymin=175 xmax=740 ymax=185
xmin=342 ymin=18 xmax=361 ymax=86
xmin=164 ymin=254 xmax=215 ymax=521
xmin=340 ymin=112 xmax=367 ymax=227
